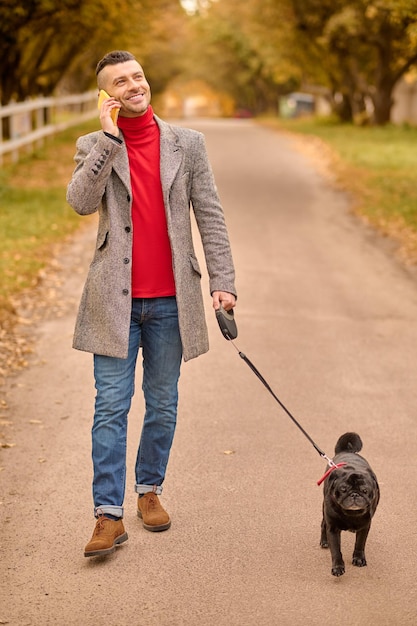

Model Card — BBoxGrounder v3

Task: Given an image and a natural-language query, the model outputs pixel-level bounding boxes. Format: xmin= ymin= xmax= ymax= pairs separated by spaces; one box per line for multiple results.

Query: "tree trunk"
xmin=372 ymin=87 xmax=394 ymax=125
xmin=333 ymin=93 xmax=353 ymax=123
xmin=371 ymin=17 xmax=396 ymax=125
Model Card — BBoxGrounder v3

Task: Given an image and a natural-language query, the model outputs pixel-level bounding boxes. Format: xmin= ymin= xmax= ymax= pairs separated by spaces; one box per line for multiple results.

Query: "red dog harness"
xmin=317 ymin=462 xmax=347 ymax=486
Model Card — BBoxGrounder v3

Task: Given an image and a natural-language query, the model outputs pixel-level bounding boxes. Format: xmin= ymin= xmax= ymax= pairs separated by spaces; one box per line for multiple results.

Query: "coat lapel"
xmin=111 ymin=131 xmax=131 ymax=191
xmin=156 ymin=116 xmax=183 ymax=202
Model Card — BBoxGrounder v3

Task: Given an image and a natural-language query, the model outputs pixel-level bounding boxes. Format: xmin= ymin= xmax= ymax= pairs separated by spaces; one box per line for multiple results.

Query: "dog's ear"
xmin=327 ymin=471 xmax=337 ymax=484
xmin=369 ymin=471 xmax=380 ymax=505
xmin=324 ymin=468 xmax=342 ymax=491
xmin=369 ymin=470 xmax=379 ymax=488
xmin=330 ymin=467 xmax=348 ymax=483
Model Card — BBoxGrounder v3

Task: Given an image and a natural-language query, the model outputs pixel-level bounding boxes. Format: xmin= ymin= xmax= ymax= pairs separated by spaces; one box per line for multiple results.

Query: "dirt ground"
xmin=1 ymin=119 xmax=417 ymax=625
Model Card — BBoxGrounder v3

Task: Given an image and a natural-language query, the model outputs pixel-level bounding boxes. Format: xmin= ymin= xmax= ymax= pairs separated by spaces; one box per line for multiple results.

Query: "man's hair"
xmin=96 ymin=51 xmax=136 ymax=76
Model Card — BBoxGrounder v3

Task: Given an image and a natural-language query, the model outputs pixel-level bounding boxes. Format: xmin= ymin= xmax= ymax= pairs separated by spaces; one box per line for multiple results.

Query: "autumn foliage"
xmin=1 ymin=0 xmax=417 ymax=124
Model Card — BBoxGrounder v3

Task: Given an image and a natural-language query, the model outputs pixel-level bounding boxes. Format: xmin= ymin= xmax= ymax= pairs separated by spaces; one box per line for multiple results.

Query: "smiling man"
xmin=66 ymin=51 xmax=236 ymax=558
xmin=97 ymin=56 xmax=151 ymax=119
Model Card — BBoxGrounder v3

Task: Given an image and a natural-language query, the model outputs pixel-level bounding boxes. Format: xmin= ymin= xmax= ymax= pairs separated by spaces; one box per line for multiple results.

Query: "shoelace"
xmin=147 ymin=494 xmax=158 ymax=510
xmin=94 ymin=515 xmax=110 ymax=534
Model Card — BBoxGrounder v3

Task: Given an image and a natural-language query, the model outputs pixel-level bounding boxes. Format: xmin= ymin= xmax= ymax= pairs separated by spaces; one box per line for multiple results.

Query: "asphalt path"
xmin=1 ymin=119 xmax=417 ymax=625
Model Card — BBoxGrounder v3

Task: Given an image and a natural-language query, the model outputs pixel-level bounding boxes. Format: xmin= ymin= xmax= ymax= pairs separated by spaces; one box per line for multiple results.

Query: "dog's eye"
xmin=340 ymin=486 xmax=347 ymax=493
xmin=361 ymin=488 xmax=368 ymax=494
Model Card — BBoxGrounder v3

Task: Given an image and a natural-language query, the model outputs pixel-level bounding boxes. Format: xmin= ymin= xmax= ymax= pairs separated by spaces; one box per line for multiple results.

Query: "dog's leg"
xmin=352 ymin=525 xmax=371 ymax=567
xmin=320 ymin=517 xmax=328 ymax=548
xmin=327 ymin=528 xmax=345 ymax=576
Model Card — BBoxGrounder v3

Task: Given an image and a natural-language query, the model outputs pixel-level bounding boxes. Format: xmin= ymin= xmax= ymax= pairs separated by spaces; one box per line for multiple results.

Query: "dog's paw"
xmin=320 ymin=540 xmax=328 ymax=549
xmin=331 ymin=565 xmax=345 ymax=577
xmin=352 ymin=556 xmax=367 ymax=568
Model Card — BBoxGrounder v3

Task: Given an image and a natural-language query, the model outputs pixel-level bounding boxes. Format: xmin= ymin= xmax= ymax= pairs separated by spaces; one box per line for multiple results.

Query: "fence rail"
xmin=1 ymin=80 xmax=416 ymax=166
xmin=0 ymin=91 xmax=98 ymax=163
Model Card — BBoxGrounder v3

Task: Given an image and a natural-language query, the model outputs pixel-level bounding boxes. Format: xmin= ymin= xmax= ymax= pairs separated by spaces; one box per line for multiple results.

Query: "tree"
xmin=185 ymin=0 xmax=417 ymax=124
xmin=0 ymin=0 xmax=189 ymax=105
xmin=3 ymin=0 xmax=416 ymax=125
xmin=288 ymin=0 xmax=417 ymax=123
xmin=0 ymin=0 xmax=139 ymax=105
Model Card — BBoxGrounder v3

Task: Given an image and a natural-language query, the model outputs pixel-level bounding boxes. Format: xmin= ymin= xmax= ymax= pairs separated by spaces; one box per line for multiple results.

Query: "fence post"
xmin=0 ymin=92 xmax=98 ymax=163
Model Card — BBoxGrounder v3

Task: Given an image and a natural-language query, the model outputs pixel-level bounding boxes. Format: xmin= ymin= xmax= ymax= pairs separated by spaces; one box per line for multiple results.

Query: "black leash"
xmin=215 ymin=307 xmax=335 ymax=467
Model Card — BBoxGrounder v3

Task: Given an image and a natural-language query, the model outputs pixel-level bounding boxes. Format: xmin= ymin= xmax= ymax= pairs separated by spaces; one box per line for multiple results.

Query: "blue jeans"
xmin=91 ymin=297 xmax=182 ymax=518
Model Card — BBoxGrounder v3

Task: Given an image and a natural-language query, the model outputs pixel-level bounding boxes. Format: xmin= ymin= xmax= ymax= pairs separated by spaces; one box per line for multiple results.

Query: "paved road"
xmin=1 ymin=119 xmax=417 ymax=625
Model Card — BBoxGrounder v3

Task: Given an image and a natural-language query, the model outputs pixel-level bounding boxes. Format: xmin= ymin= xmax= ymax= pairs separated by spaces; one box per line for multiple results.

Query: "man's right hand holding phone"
xmin=98 ymin=90 xmax=120 ymax=137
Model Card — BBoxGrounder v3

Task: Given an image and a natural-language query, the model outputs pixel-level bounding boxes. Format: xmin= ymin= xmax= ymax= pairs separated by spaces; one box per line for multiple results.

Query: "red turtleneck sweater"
xmin=117 ymin=107 xmax=176 ymax=298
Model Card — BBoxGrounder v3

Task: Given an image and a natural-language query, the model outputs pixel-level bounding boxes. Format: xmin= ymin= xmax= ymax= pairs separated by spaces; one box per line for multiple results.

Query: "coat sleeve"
xmin=66 ymin=132 xmax=124 ymax=215
xmin=189 ymin=133 xmax=236 ymax=298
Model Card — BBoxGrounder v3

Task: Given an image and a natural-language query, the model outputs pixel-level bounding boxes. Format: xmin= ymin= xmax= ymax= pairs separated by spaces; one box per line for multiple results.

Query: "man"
xmin=66 ymin=51 xmax=236 ymax=557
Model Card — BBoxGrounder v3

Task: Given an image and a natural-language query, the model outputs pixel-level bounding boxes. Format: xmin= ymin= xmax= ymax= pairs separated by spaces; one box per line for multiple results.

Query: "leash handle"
xmin=215 ymin=306 xmax=238 ymax=340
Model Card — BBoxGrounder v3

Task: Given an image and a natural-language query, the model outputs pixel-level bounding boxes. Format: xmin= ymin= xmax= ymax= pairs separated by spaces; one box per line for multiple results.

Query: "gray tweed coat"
xmin=66 ymin=115 xmax=236 ymax=361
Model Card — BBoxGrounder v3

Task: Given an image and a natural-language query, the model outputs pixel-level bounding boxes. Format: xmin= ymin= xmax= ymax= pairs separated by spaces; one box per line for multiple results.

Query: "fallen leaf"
xmin=1 ymin=443 xmax=16 ymax=448
xmin=29 ymin=419 xmax=43 ymax=425
xmin=223 ymin=450 xmax=236 ymax=455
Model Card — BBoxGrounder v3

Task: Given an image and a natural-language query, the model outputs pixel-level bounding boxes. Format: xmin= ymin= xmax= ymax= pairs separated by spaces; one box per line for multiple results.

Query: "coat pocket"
xmin=190 ymin=254 xmax=202 ymax=277
xmin=96 ymin=230 xmax=109 ymax=251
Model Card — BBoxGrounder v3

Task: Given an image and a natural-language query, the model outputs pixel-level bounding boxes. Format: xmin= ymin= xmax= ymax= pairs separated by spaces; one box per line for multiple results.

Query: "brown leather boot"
xmin=137 ymin=493 xmax=171 ymax=532
xmin=84 ymin=516 xmax=128 ymax=557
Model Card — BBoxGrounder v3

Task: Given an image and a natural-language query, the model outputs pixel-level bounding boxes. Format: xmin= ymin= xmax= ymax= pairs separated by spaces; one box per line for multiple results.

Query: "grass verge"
xmin=262 ymin=116 xmax=417 ymax=263
xmin=0 ymin=120 xmax=98 ymax=316
xmin=0 ymin=119 xmax=99 ymax=379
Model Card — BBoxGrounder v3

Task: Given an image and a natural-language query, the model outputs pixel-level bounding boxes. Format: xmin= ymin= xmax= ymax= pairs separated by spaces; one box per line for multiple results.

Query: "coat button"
xmin=123 ymin=258 xmax=130 ymax=264
xmin=125 ymin=226 xmax=131 ymax=233
xmin=122 ymin=289 xmax=129 ymax=295
xmin=127 ymin=194 xmax=131 ymax=202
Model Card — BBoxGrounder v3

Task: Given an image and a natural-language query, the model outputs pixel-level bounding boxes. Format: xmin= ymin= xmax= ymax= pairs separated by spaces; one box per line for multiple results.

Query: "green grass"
xmin=264 ymin=117 xmax=417 ymax=255
xmin=0 ymin=186 xmax=76 ymax=294
xmin=0 ymin=120 xmax=98 ymax=315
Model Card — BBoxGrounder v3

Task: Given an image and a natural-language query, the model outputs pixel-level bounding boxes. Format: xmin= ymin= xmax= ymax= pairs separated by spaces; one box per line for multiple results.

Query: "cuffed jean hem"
xmin=135 ymin=484 xmax=163 ymax=496
xmin=94 ymin=505 xmax=124 ymax=518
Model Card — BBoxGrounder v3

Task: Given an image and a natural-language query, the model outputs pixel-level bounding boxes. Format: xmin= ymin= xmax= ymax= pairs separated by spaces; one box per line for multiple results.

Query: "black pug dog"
xmin=320 ymin=432 xmax=380 ymax=577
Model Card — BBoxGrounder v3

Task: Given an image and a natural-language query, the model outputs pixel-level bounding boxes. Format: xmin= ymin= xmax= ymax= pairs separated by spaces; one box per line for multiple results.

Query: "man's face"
xmin=99 ymin=60 xmax=151 ymax=117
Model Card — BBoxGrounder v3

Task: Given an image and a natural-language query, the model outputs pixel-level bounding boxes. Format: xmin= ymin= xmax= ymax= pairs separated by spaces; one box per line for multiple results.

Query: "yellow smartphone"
xmin=98 ymin=89 xmax=119 ymax=124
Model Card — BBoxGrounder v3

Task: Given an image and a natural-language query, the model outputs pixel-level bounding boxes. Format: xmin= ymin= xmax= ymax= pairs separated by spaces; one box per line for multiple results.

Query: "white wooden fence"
xmin=0 ymin=91 xmax=98 ymax=164
xmin=1 ymin=80 xmax=415 ymax=166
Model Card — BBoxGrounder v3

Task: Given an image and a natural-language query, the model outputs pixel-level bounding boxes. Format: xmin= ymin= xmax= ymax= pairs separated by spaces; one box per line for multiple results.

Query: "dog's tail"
xmin=335 ymin=432 xmax=363 ymax=455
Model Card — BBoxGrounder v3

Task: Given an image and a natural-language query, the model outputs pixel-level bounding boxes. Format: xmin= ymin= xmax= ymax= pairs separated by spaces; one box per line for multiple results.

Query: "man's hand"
xmin=212 ymin=291 xmax=236 ymax=312
xmin=98 ymin=93 xmax=120 ymax=137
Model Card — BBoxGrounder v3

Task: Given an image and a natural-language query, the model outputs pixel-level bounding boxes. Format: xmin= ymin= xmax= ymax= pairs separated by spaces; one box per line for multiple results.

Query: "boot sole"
xmin=84 ymin=532 xmax=128 ymax=557
xmin=137 ymin=510 xmax=171 ymax=532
